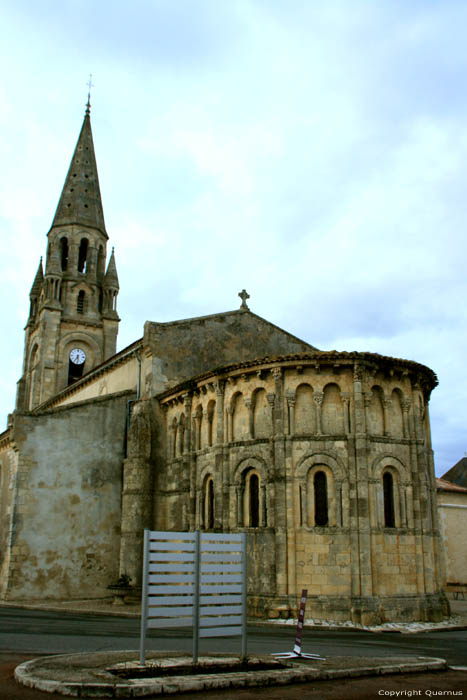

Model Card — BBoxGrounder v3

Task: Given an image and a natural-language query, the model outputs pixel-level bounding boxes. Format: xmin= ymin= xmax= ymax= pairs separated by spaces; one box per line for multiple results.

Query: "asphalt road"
xmin=1 ymin=606 xmax=466 ymax=665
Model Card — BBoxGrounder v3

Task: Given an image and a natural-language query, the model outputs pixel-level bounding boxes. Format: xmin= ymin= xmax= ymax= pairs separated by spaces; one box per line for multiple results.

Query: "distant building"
xmin=441 ymin=457 xmax=467 ymax=489
xmin=437 ymin=475 xmax=467 ymax=594
xmin=0 ymin=104 xmax=449 ymax=625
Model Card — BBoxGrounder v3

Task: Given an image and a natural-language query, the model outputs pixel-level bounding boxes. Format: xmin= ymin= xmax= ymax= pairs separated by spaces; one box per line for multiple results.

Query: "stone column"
xmin=286 ymin=390 xmax=295 ymax=435
xmin=261 ymin=483 xmax=267 ymax=527
xmin=215 ymin=381 xmax=225 ymax=444
xmin=236 ymin=485 xmax=243 ymax=526
xmin=244 ymin=398 xmax=253 ymax=439
xmin=119 ymin=401 xmax=153 ymax=588
xmin=195 ymin=409 xmax=202 ymax=450
xmin=401 ymin=399 xmax=411 ymax=438
xmin=341 ymin=392 xmax=351 ymax=434
xmin=382 ymin=398 xmax=391 ymax=436
xmin=183 ymin=394 xmax=192 ymax=452
xmin=226 ymin=406 xmax=233 ymax=442
xmin=266 ymin=393 xmax=276 ymax=434
xmin=363 ymin=393 xmax=371 ymax=434
xmin=300 ymin=481 xmax=308 ymax=527
xmin=313 ymin=391 xmax=323 ymax=434
xmin=272 ymin=367 xmax=284 ymax=435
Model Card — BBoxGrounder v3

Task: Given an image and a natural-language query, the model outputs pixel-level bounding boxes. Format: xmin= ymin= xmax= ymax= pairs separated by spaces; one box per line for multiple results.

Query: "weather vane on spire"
xmin=85 ymin=74 xmax=94 ymax=115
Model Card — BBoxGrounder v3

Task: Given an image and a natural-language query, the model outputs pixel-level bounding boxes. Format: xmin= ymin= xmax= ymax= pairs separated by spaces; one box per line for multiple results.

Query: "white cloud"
xmin=1 ymin=1 xmax=466 ymax=473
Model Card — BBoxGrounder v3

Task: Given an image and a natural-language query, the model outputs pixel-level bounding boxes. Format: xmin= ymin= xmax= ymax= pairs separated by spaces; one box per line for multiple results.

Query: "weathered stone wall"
xmin=438 ymin=491 xmax=467 ymax=586
xmin=0 ymin=434 xmax=17 ymax=599
xmin=154 ymin=352 xmax=447 ymax=624
xmin=2 ymin=391 xmax=132 ymax=600
xmin=143 ymin=309 xmax=314 ymax=395
xmin=55 ymin=354 xmax=139 ymax=407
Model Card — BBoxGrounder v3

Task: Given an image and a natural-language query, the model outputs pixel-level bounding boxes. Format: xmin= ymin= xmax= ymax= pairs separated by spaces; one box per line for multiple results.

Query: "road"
xmin=1 ymin=606 xmax=466 ymax=665
xmin=0 ymin=608 xmax=466 ymax=700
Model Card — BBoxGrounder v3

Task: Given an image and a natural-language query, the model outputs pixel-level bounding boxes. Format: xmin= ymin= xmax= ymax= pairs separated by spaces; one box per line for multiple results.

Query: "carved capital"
xmin=215 ymin=380 xmax=225 ymax=396
xmin=313 ymin=391 xmax=323 ymax=406
xmin=353 ymin=363 xmax=363 ymax=382
xmin=340 ymin=391 xmax=351 ymax=404
xmin=272 ymin=367 xmax=282 ymax=379
xmin=266 ymin=393 xmax=276 ymax=407
xmin=401 ymin=399 xmax=411 ymax=413
xmin=244 ymin=398 xmax=252 ymax=409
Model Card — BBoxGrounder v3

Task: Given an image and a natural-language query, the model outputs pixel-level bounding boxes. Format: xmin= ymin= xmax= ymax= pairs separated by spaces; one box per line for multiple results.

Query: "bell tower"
xmin=16 ymin=99 xmax=120 ymax=411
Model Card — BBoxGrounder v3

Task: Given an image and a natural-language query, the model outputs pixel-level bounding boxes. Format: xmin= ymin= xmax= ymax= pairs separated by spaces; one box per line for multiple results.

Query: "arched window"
xmin=306 ymin=464 xmax=336 ymax=528
xmin=78 ymin=238 xmax=88 ymax=273
xmin=383 ymin=472 xmax=395 ymax=528
xmin=60 ymin=237 xmax=69 ymax=271
xmin=242 ymin=469 xmax=264 ymax=527
xmin=77 ymin=290 xmax=86 ymax=314
xmin=314 ymin=471 xmax=328 ymax=526
xmin=249 ymin=473 xmax=259 ymax=527
xmin=204 ymin=477 xmax=215 ymax=530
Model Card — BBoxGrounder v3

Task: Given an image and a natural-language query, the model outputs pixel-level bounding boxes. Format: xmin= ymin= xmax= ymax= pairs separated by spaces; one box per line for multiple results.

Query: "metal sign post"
xmin=139 ymin=530 xmax=247 ymax=666
xmin=272 ymin=589 xmax=324 ymax=660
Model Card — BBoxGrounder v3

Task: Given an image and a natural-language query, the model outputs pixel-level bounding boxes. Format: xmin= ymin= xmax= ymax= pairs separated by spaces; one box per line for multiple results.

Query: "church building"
xmin=0 ymin=104 xmax=449 ymax=625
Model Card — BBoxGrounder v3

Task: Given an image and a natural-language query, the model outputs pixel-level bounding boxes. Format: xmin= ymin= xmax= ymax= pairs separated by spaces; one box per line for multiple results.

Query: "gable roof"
xmin=441 ymin=457 xmax=467 ymax=488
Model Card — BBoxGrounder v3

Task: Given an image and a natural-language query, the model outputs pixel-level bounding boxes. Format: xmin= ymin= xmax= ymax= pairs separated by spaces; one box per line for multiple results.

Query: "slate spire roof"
xmin=49 ymin=103 xmax=107 ymax=238
xmin=29 ymin=257 xmax=44 ymax=297
xmin=104 ymin=247 xmax=119 ymax=289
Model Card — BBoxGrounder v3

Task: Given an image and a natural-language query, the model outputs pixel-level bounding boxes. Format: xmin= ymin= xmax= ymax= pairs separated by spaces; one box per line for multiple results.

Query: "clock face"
xmin=69 ymin=348 xmax=86 ymax=365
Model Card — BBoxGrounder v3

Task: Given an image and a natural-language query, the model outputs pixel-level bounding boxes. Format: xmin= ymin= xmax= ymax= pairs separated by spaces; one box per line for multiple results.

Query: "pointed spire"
xmin=45 ymin=245 xmax=61 ymax=276
xmin=30 ymin=257 xmax=44 ymax=297
xmin=104 ymin=247 xmax=119 ymax=289
xmin=49 ymin=106 xmax=107 ymax=238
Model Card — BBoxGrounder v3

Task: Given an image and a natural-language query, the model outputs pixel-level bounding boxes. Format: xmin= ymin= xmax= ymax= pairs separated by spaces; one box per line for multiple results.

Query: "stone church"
xmin=0 ymin=104 xmax=449 ymax=625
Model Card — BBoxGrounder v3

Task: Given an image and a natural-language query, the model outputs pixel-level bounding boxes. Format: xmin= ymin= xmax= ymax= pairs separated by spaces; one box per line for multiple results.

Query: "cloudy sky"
xmin=1 ymin=1 xmax=465 ymax=475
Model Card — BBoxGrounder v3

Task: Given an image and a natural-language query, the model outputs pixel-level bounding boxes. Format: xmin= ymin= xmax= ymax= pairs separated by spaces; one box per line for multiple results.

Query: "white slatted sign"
xmin=140 ymin=530 xmax=247 ymax=665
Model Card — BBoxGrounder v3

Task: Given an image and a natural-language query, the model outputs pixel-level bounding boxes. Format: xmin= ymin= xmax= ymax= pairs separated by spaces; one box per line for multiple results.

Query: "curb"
xmin=15 ymin=652 xmax=448 ymax=698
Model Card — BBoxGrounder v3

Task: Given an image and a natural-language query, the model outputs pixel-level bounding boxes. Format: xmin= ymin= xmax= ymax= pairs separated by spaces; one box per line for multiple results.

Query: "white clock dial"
xmin=69 ymin=348 xmax=86 ymax=365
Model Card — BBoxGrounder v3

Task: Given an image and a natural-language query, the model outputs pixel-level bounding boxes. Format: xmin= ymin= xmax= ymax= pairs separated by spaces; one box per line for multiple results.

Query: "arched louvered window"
xmin=78 ymin=238 xmax=88 ymax=273
xmin=77 ymin=290 xmax=86 ymax=314
xmin=60 ymin=237 xmax=69 ymax=271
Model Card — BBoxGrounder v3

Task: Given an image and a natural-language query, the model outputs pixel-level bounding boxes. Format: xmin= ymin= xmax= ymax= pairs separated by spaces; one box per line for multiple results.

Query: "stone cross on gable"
xmin=238 ymin=289 xmax=250 ymax=310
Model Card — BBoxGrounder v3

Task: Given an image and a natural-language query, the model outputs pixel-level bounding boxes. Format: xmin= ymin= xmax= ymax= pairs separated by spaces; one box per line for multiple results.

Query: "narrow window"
xmin=314 ymin=470 xmax=328 ymax=526
xmin=60 ymin=237 xmax=69 ymax=271
xmin=205 ymin=478 xmax=215 ymax=529
xmin=383 ymin=472 xmax=395 ymax=528
xmin=77 ymin=290 xmax=85 ymax=314
xmin=97 ymin=245 xmax=105 ymax=280
xmin=78 ymin=238 xmax=88 ymax=273
xmin=249 ymin=473 xmax=260 ymax=527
